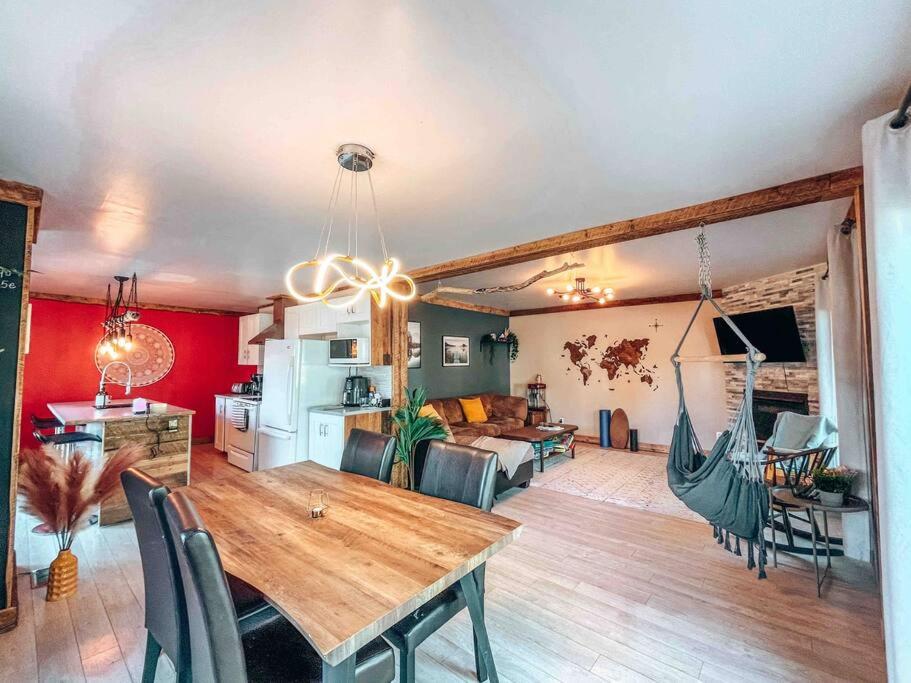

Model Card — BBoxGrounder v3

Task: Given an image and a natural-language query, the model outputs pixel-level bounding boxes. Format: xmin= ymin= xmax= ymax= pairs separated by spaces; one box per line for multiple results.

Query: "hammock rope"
xmin=667 ymin=227 xmax=770 ymax=578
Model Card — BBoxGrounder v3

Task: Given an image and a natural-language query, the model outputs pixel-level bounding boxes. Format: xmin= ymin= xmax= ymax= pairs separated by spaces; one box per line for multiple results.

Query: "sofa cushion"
xmin=485 ymin=416 xmax=524 ymax=432
xmin=490 ymin=394 xmax=528 ymax=422
xmin=450 ymin=421 xmax=502 ymax=437
xmin=458 ymin=397 xmax=488 ymax=423
xmin=429 ymin=398 xmax=465 ymax=425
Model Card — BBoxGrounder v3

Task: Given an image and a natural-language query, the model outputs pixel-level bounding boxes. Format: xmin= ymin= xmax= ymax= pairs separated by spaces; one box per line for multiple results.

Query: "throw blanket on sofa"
xmin=470 ymin=436 xmax=534 ymax=478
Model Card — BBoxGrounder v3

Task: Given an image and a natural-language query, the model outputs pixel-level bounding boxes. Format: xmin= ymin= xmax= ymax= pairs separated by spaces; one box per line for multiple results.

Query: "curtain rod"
xmin=889 ymin=83 xmax=911 ymax=129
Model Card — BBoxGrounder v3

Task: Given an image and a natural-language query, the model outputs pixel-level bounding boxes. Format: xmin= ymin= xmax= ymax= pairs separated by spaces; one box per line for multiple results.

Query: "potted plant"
xmin=811 ymin=466 xmax=858 ymax=507
xmin=391 ymin=386 xmax=448 ymax=490
xmin=481 ymin=328 xmax=520 ymax=364
xmin=19 ymin=444 xmax=143 ymax=601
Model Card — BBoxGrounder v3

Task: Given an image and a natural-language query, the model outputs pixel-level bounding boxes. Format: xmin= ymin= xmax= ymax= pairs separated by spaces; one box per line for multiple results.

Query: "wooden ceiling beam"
xmin=509 ymin=290 xmax=722 ymax=317
xmin=410 ymin=166 xmax=863 ymax=283
xmin=30 ymin=291 xmax=252 ymax=316
xmin=420 ymin=295 xmax=509 ymax=317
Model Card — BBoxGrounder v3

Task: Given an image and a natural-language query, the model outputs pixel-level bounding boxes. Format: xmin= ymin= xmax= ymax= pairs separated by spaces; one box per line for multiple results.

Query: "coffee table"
xmin=502 ymin=423 xmax=578 ymax=473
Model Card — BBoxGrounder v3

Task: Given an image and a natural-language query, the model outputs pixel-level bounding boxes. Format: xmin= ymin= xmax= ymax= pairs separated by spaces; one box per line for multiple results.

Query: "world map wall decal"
xmin=562 ymin=335 xmax=658 ymax=389
xmin=93 ymin=324 xmax=175 ymax=387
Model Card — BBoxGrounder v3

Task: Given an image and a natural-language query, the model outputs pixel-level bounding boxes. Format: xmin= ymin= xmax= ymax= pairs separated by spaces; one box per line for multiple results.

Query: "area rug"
xmin=530 ymin=445 xmax=703 ymax=522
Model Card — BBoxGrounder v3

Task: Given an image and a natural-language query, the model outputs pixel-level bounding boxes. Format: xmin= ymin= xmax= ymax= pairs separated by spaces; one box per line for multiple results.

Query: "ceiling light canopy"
xmin=285 ymin=144 xmax=416 ymax=309
xmin=546 ymin=276 xmax=613 ymax=305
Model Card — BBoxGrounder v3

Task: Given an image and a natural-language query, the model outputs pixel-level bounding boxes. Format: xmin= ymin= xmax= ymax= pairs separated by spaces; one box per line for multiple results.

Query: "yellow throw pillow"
xmin=458 ymin=397 xmax=488 ymax=424
xmin=419 ymin=404 xmax=454 ymax=441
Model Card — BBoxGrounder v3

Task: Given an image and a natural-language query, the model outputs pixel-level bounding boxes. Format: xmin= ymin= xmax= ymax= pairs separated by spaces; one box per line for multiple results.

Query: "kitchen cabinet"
xmin=308 ymin=409 xmax=387 ymax=470
xmin=214 ymin=396 xmax=230 ymax=452
xmin=309 ymin=412 xmax=345 ymax=470
xmin=238 ymin=312 xmax=272 ymax=365
xmin=291 ymin=297 xmax=391 ymax=365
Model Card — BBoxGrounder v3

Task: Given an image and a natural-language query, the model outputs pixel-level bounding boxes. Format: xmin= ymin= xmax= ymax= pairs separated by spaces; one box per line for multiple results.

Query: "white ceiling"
xmin=1 ymin=1 xmax=909 ymax=311
xmin=429 ymin=199 xmax=849 ymax=311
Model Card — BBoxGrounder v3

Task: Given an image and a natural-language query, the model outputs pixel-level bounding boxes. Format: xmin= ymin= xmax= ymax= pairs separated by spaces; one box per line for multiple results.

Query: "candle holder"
xmin=309 ymin=489 xmax=329 ymax=518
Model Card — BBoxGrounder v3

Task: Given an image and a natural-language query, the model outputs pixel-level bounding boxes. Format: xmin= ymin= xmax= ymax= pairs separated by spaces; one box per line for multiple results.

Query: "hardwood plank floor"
xmin=1 ymin=444 xmax=885 ymax=682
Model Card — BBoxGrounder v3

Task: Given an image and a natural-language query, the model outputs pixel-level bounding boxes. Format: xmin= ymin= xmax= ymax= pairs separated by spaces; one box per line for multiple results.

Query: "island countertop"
xmin=47 ymin=400 xmax=196 ymax=426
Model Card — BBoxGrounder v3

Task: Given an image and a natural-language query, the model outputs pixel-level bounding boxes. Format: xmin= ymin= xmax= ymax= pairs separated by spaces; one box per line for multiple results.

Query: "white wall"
xmin=509 ymin=301 xmax=728 ymax=448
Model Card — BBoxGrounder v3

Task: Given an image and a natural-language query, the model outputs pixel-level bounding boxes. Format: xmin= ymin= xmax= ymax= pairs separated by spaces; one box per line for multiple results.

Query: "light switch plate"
xmin=167 ymin=418 xmax=179 ymax=432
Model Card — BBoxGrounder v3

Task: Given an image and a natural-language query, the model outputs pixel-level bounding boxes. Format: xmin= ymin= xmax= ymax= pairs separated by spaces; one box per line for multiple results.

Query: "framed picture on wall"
xmin=407 ymin=321 xmax=421 ymax=368
xmin=442 ymin=335 xmax=470 ymax=367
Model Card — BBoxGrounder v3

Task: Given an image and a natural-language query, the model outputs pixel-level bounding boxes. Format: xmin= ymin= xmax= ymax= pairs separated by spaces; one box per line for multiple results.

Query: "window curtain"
xmin=814 ymin=268 xmax=837 ymax=429
xmin=862 ymin=108 xmax=911 ymax=681
xmin=824 ymin=224 xmax=871 ymax=562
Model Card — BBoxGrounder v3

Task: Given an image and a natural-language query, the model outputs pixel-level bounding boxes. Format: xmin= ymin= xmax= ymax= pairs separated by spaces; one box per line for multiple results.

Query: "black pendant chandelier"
xmin=99 ymin=273 xmax=140 ymax=358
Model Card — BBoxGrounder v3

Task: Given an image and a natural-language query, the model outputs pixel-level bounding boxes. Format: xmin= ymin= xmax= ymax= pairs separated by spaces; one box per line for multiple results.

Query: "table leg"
xmin=823 ymin=511 xmax=832 ymax=569
xmin=322 ymin=653 xmax=355 ymax=682
xmin=810 ymin=505 xmax=821 ymax=598
xmin=460 ymin=567 xmax=499 ymax=683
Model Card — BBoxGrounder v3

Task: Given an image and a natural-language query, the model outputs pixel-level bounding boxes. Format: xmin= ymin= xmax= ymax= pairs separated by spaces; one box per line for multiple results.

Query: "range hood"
xmin=248 ymin=295 xmax=293 ymax=344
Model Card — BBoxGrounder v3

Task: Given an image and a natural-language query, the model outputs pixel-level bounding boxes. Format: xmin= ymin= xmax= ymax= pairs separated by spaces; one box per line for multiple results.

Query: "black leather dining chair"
xmin=340 ymin=428 xmax=396 ymax=484
xmin=162 ymin=488 xmax=395 ymax=683
xmin=121 ymin=468 xmax=279 ymax=683
xmin=384 ymin=440 xmax=498 ymax=683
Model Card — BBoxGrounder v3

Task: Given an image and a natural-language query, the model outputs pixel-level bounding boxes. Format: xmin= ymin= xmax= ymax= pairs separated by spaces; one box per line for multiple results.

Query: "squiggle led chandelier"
xmin=545 ymin=276 xmax=614 ymax=305
xmin=99 ymin=273 xmax=140 ymax=358
xmin=285 ymin=144 xmax=416 ymax=309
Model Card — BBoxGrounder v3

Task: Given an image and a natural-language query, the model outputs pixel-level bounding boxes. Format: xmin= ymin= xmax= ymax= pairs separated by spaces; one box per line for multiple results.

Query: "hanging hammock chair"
xmin=667 ymin=228 xmax=771 ymax=578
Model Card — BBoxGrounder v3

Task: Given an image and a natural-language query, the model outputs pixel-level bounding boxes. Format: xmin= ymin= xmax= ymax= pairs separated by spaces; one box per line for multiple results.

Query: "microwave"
xmin=329 ymin=337 xmax=370 ymax=365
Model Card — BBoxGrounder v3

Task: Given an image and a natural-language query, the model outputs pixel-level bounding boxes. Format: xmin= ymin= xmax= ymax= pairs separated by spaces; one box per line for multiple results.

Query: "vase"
xmin=817 ymin=490 xmax=844 ymax=507
xmin=46 ymin=549 xmax=78 ymax=601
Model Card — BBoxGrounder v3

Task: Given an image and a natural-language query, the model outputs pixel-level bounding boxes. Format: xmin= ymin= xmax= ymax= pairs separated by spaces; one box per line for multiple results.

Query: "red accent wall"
xmin=20 ymin=299 xmax=258 ymax=449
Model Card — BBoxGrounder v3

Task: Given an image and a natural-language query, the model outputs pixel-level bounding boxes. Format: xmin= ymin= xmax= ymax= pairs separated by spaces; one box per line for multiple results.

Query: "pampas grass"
xmin=19 ymin=444 xmax=144 ymax=550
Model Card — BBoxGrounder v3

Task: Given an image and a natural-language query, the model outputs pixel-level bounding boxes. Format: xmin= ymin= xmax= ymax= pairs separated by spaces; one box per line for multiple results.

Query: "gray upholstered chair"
xmin=161 ymin=488 xmax=395 ymax=683
xmin=340 ymin=428 xmax=396 ymax=483
xmin=384 ymin=440 xmax=498 ymax=683
xmin=121 ymin=468 xmax=278 ymax=683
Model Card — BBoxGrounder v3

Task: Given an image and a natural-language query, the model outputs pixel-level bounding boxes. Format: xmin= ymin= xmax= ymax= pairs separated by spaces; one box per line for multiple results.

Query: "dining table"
xmin=182 ymin=460 xmax=523 ymax=682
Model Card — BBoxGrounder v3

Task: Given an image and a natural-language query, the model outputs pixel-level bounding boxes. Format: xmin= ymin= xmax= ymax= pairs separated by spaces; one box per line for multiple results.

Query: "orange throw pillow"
xmin=458 ymin=397 xmax=488 ymax=423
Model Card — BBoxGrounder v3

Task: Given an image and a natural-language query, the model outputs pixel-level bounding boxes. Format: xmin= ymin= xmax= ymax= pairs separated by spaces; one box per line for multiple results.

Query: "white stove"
xmin=226 ymin=397 xmax=260 ymax=471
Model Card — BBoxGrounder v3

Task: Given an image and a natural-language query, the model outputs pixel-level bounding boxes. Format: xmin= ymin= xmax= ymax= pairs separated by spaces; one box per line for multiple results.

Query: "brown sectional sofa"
xmin=425 ymin=393 xmax=528 ymax=444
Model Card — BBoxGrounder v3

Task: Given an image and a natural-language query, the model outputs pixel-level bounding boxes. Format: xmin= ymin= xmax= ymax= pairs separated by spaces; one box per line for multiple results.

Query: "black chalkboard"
xmin=0 ymin=200 xmax=28 ymax=609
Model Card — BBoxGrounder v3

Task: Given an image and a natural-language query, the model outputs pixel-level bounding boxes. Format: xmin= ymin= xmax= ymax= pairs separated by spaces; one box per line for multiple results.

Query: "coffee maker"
xmin=249 ymin=373 xmax=263 ymax=396
xmin=342 ymin=375 xmax=369 ymax=406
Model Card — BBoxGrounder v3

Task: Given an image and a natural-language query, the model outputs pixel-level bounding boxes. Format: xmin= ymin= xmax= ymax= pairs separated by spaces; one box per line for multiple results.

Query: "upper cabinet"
xmin=238 ymin=312 xmax=273 ymax=365
xmin=282 ymin=297 xmax=392 ymax=365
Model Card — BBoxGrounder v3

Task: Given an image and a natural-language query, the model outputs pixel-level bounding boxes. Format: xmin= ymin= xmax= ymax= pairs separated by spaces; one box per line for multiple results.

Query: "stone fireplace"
xmin=752 ymin=389 xmax=809 ymax=442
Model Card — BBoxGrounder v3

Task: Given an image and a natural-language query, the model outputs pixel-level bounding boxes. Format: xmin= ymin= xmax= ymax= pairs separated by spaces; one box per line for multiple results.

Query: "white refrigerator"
xmin=257 ymin=339 xmax=347 ymax=470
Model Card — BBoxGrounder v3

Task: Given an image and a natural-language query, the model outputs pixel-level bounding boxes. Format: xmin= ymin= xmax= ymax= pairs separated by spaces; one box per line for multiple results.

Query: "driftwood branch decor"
xmin=420 ymin=262 xmax=584 ymax=301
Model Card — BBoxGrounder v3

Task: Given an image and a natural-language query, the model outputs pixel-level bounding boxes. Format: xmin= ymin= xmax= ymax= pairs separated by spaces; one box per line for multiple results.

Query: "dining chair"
xmin=121 ymin=468 xmax=280 ymax=683
xmin=162 ymin=488 xmax=395 ymax=683
xmin=385 ymin=440 xmax=498 ymax=683
xmin=340 ymin=428 xmax=396 ymax=483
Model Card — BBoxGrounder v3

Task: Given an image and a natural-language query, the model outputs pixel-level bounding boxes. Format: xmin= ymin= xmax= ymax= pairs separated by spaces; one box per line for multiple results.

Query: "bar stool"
xmin=30 ymin=414 xmax=64 ymax=434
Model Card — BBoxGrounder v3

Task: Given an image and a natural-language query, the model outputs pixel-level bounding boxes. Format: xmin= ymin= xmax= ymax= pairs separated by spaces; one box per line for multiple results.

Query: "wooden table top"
xmin=502 ymin=423 xmax=578 ymax=443
xmin=183 ymin=461 xmax=522 ymax=666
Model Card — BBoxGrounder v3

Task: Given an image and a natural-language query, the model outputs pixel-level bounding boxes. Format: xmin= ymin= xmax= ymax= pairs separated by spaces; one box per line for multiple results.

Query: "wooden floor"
xmin=2 ymin=444 xmax=886 ymax=682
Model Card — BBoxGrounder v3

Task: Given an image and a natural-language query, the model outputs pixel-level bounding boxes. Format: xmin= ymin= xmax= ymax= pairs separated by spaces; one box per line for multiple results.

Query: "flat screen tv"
xmin=712 ymin=305 xmax=806 ymax=363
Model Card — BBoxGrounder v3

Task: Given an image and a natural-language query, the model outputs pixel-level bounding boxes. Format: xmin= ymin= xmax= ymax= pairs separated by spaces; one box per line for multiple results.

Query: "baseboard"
xmin=576 ymin=433 xmax=669 ymax=454
xmin=0 ymin=571 xmax=18 ymax=633
xmin=191 ymin=437 xmax=214 ymax=446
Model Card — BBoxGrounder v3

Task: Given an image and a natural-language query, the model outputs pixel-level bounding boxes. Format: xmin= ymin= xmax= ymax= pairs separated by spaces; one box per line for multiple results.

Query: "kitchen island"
xmin=47 ymin=400 xmax=195 ymax=525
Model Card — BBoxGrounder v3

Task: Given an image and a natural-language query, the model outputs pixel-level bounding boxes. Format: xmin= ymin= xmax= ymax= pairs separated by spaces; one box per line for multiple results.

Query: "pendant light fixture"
xmin=545 ymin=276 xmax=613 ymax=304
xmin=285 ymin=144 xmax=416 ymax=309
xmin=99 ymin=273 xmax=140 ymax=359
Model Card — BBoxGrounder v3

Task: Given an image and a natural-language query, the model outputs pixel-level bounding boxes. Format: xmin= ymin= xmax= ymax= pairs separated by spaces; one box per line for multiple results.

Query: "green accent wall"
xmin=407 ymin=302 xmax=510 ymax=399
xmin=0 ymin=201 xmax=28 ymax=609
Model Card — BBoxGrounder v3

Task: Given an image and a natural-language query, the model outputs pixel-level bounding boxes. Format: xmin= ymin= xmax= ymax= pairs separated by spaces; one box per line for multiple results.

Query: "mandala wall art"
xmin=94 ymin=324 xmax=175 ymax=386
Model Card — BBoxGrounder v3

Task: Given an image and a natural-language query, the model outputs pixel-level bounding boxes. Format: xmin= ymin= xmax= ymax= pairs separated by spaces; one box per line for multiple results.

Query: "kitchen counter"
xmin=48 ymin=400 xmax=195 ymax=426
xmin=46 ymin=399 xmax=194 ymax=526
xmin=214 ymin=393 xmax=260 ymax=400
xmin=310 ymin=405 xmax=392 ymax=417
